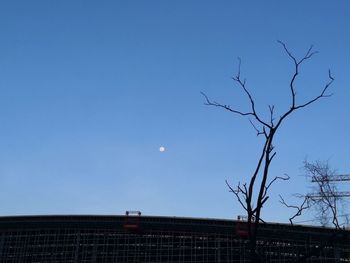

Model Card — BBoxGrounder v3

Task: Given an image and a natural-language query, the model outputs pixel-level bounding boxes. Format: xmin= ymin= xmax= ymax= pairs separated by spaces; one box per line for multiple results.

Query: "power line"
xmin=311 ymin=174 xmax=350 ymax=182
xmin=309 ymin=173 xmax=350 ymax=198
xmin=306 ymin=191 xmax=350 ymax=198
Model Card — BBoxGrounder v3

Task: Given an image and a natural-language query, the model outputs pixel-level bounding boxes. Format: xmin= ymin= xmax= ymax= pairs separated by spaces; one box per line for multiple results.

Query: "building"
xmin=0 ymin=214 xmax=349 ymax=262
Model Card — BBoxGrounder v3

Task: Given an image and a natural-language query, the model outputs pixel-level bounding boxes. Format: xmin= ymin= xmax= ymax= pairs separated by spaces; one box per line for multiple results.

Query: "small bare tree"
xmin=281 ymin=160 xmax=350 ymax=228
xmin=281 ymin=160 xmax=349 ymax=262
xmin=304 ymin=160 xmax=342 ymax=228
xmin=202 ymin=42 xmax=333 ymax=262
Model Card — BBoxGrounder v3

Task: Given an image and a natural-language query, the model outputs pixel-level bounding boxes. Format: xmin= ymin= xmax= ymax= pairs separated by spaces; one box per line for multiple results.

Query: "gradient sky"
xmin=0 ymin=1 xmax=349 ymax=225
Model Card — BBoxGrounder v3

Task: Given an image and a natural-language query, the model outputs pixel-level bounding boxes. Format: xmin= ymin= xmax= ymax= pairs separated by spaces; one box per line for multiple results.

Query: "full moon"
xmin=159 ymin=146 xmax=166 ymax=152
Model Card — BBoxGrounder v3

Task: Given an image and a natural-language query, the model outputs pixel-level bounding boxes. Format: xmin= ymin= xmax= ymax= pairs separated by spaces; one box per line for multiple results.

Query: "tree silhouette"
xmin=202 ymin=41 xmax=334 ymax=262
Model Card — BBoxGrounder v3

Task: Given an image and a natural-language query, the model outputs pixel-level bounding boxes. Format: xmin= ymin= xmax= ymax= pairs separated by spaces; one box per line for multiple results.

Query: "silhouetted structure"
xmin=0 ymin=215 xmax=349 ymax=262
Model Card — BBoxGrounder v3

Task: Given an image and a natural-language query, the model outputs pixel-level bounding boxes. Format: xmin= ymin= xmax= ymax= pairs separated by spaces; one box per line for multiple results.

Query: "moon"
xmin=159 ymin=146 xmax=166 ymax=152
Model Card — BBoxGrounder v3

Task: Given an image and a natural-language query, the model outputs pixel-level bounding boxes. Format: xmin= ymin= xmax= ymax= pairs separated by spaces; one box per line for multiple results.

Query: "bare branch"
xmin=277 ymin=40 xmax=297 ymax=64
xmin=269 ymin=151 xmax=276 ymax=163
xmin=226 ymin=180 xmax=248 ymax=212
xmin=273 ymin=42 xmax=333 ymax=132
xmin=280 ymin=195 xmax=310 ymax=225
xmin=231 ymin=60 xmax=271 ymax=128
xmin=299 ymin=45 xmax=318 ymax=64
xmin=249 ymin=119 xmax=265 ymax=137
xmin=236 ymin=57 xmax=242 ymax=80
xmin=293 ymin=70 xmax=334 ymax=110
xmin=268 ymin=105 xmax=275 ymax=126
xmin=266 ymin=174 xmax=290 ymax=193
xmin=201 ymin=91 xmax=254 ymax=117
xmin=278 ymin=41 xmax=318 ymax=65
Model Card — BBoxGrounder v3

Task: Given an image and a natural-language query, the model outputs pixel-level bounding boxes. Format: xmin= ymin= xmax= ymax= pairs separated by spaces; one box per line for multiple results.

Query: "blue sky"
xmin=0 ymin=1 xmax=349 ymax=224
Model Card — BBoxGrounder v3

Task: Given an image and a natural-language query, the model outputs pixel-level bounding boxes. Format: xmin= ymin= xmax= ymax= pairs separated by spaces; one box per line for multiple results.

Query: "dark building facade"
xmin=0 ymin=215 xmax=349 ymax=262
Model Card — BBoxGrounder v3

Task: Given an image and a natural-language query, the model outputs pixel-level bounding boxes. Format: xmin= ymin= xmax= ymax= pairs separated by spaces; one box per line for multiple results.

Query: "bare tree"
xmin=281 ymin=160 xmax=349 ymax=228
xmin=202 ymin=42 xmax=333 ymax=262
xmin=281 ymin=160 xmax=350 ymax=262
xmin=305 ymin=160 xmax=341 ymax=228
xmin=304 ymin=160 xmax=349 ymax=228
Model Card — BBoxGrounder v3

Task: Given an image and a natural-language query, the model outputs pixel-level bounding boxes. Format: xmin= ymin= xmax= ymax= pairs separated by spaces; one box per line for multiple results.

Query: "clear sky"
xmin=0 ymin=1 xmax=349 ymax=224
